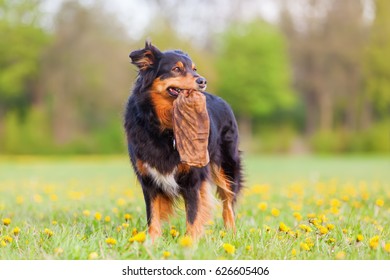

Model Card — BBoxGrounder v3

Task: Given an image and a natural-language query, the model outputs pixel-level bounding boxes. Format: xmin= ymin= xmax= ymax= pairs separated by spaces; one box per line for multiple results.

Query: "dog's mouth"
xmin=167 ymin=87 xmax=182 ymax=97
xmin=167 ymin=86 xmax=205 ymax=98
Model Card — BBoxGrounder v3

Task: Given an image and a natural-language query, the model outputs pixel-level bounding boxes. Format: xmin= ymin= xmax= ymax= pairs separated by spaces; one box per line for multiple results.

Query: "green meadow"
xmin=0 ymin=156 xmax=389 ymax=260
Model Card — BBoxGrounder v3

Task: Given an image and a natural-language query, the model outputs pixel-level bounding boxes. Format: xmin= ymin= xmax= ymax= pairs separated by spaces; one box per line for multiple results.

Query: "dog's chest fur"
xmin=143 ymin=163 xmax=179 ymax=197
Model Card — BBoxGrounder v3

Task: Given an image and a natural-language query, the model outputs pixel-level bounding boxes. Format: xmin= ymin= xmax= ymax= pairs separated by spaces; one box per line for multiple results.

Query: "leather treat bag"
xmin=173 ymin=90 xmax=210 ymax=167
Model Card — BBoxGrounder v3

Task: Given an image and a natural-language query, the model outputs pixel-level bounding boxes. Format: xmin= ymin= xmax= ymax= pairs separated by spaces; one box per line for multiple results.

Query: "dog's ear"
xmin=129 ymin=41 xmax=162 ymax=71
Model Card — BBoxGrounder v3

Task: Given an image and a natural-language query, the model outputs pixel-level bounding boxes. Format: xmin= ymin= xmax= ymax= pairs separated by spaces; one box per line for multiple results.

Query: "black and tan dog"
xmin=124 ymin=42 xmax=243 ymax=241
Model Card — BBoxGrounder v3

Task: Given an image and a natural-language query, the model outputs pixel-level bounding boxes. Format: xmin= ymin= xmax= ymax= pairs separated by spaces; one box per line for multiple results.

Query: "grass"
xmin=0 ymin=155 xmax=389 ymax=260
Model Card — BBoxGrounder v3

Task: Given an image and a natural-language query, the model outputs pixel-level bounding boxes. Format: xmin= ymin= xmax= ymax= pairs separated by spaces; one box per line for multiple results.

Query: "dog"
xmin=124 ymin=42 xmax=243 ymax=241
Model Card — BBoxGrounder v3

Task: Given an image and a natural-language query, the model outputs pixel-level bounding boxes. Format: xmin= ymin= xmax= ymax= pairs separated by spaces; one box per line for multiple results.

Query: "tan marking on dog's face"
xmin=174 ymin=61 xmax=185 ymax=71
xmin=151 ymin=75 xmax=199 ymax=95
xmin=150 ymin=75 xmax=200 ymax=130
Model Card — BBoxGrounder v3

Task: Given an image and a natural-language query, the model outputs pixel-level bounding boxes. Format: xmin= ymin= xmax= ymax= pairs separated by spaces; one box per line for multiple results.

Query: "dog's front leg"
xmin=141 ymin=186 xmax=174 ymax=243
xmin=181 ymin=180 xmax=212 ymax=240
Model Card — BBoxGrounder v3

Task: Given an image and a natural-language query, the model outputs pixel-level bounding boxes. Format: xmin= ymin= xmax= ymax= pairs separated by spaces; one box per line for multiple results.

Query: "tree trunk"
xmin=318 ymin=91 xmax=333 ymax=131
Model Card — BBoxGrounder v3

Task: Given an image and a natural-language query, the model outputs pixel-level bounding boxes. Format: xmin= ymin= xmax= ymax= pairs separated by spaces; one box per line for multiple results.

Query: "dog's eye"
xmin=172 ymin=67 xmax=181 ymax=73
xmin=193 ymin=67 xmax=197 ymax=72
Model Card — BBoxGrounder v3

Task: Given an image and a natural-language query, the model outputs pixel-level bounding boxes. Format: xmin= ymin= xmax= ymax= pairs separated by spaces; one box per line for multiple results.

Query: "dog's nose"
xmin=196 ymin=77 xmax=207 ymax=87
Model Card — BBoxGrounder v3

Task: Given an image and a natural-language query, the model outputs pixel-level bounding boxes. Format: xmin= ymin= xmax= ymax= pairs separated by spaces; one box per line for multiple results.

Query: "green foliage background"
xmin=0 ymin=0 xmax=389 ymax=155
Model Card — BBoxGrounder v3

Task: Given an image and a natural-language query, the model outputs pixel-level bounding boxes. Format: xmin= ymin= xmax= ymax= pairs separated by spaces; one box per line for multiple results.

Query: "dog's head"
xmin=130 ymin=42 xmax=207 ymax=130
xmin=130 ymin=41 xmax=207 ymax=97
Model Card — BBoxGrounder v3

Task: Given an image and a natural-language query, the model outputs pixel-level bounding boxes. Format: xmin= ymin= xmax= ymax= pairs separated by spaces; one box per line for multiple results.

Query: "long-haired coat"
xmin=124 ymin=42 xmax=243 ymax=241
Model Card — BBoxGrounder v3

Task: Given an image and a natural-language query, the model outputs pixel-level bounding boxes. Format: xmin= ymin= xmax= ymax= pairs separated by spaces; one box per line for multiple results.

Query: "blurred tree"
xmin=41 ymin=0 xmax=130 ymax=147
xmin=280 ymin=0 xmax=367 ymax=134
xmin=216 ymin=20 xmax=296 ymax=136
xmin=364 ymin=0 xmax=390 ymax=121
xmin=0 ymin=0 xmax=48 ymax=122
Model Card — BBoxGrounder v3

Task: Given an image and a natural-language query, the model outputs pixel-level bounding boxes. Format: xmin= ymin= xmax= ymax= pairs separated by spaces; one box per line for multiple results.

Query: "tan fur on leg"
xmin=186 ymin=181 xmax=213 ymax=239
xmin=212 ymin=164 xmax=236 ymax=232
xmin=149 ymin=194 xmax=174 ymax=242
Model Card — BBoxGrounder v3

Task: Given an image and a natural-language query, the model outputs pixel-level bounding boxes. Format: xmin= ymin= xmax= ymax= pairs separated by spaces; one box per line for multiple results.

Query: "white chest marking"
xmin=144 ymin=163 xmax=179 ymax=197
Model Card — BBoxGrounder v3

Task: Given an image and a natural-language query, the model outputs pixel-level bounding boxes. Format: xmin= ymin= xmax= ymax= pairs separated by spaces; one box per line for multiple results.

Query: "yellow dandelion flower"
xmin=88 ymin=252 xmax=99 ymax=259
xmin=246 ymin=245 xmax=252 ymax=251
xmin=3 ymin=236 xmax=13 ymax=243
xmin=52 ymin=220 xmax=58 ymax=225
xmin=318 ymin=214 xmax=327 ymax=223
xmin=251 ymin=184 xmax=270 ymax=195
xmin=170 ymin=229 xmax=180 ymax=238
xmin=116 ymin=198 xmax=126 ymax=207
xmin=356 ymin=234 xmax=364 ymax=242
xmin=384 ymin=243 xmax=390 ymax=253
xmin=289 ymin=202 xmax=302 ymax=212
xmin=83 ymin=210 xmax=90 ymax=217
xmin=293 ymin=212 xmax=302 ymax=221
xmin=352 ymin=201 xmax=362 ymax=209
xmin=361 ymin=191 xmax=370 ymax=201
xmin=179 ymin=236 xmax=193 ymax=248
xmin=49 ymin=194 xmax=58 ymax=202
xmin=307 ymin=213 xmax=316 ymax=219
xmin=16 ymin=196 xmax=24 ymax=205
xmin=369 ymin=236 xmax=380 ymax=250
xmin=264 ymin=225 xmax=271 ymax=233
xmin=316 ymin=199 xmax=324 ymax=206
xmin=94 ymin=212 xmax=102 ymax=221
xmin=162 ymin=251 xmax=171 ymax=258
xmin=309 ymin=218 xmax=320 ymax=227
xmin=122 ymin=223 xmax=130 ymax=229
xmin=375 ymin=199 xmax=384 ymax=208
xmin=327 ymin=238 xmax=336 ymax=244
xmin=219 ymin=230 xmax=227 ymax=238
xmin=132 ymin=228 xmax=138 ymax=236
xmin=133 ymin=231 xmax=146 ymax=243
xmin=54 ymin=248 xmax=64 ymax=255
xmin=104 ymin=216 xmax=111 ymax=223
xmin=341 ymin=195 xmax=349 ymax=202
xmin=44 ymin=228 xmax=54 ymax=237
xmin=105 ymin=237 xmax=117 ymax=246
xmin=2 ymin=218 xmax=11 ymax=226
xmin=124 ymin=213 xmax=132 ymax=221
xmin=116 ymin=226 xmax=122 ymax=232
xmin=300 ymin=242 xmax=310 ymax=251
xmin=279 ymin=222 xmax=290 ymax=233
xmin=1 ymin=240 xmax=7 ymax=247
xmin=299 ymin=224 xmax=312 ymax=233
xmin=271 ymin=208 xmax=280 ymax=217
xmin=335 ymin=251 xmax=345 ymax=260
xmin=330 ymin=198 xmax=341 ymax=208
xmin=257 ymin=202 xmax=268 ymax=211
xmin=291 ymin=248 xmax=297 ymax=256
xmin=12 ymin=227 xmax=20 ymax=236
xmin=222 ymin=243 xmax=235 ymax=255
xmin=305 ymin=237 xmax=315 ymax=248
xmin=318 ymin=226 xmax=329 ymax=235
xmin=327 ymin=224 xmax=335 ymax=231
xmin=342 ymin=228 xmax=348 ymax=234
xmin=128 ymin=237 xmax=135 ymax=243
xmin=249 ymin=228 xmax=257 ymax=234
xmin=33 ymin=194 xmax=43 ymax=203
